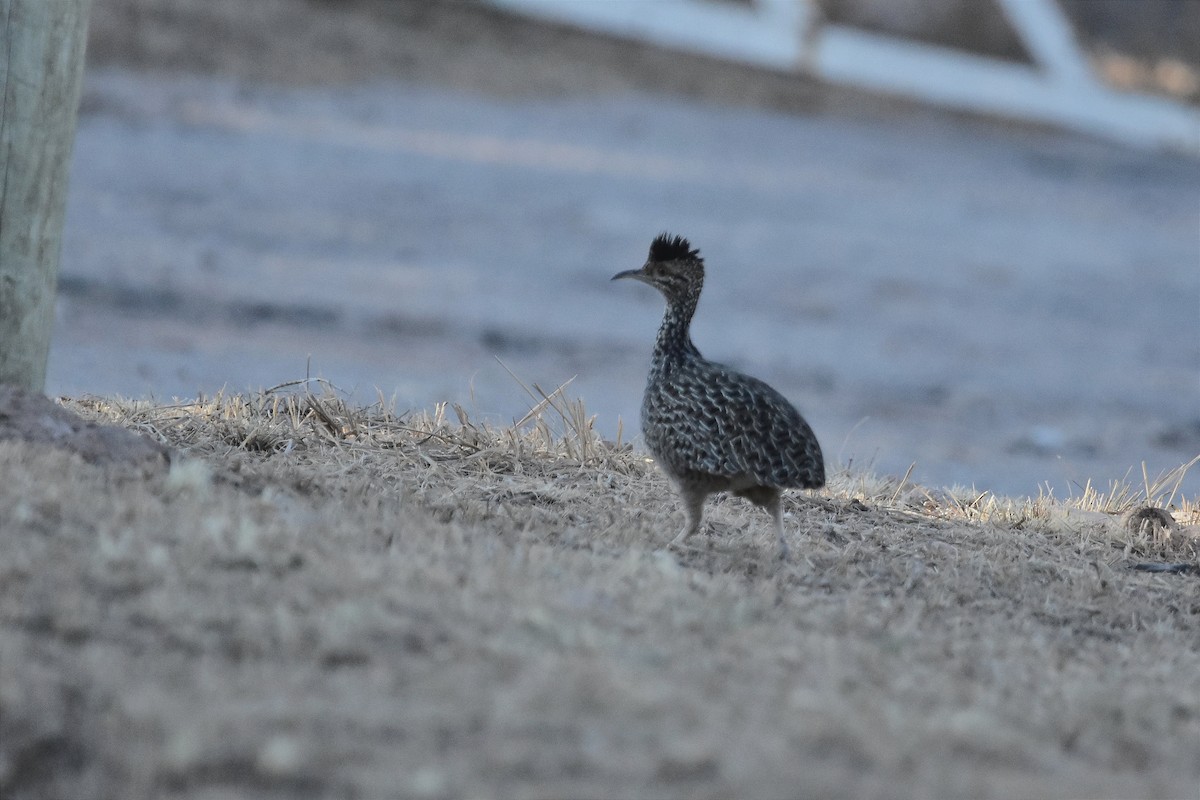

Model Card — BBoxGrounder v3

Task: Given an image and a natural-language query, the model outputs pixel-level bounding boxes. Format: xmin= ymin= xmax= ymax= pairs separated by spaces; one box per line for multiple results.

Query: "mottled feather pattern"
xmin=643 ymin=357 xmax=824 ymax=489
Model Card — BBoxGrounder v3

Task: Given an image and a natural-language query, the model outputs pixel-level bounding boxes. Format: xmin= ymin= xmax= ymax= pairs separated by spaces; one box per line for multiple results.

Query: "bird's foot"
xmin=668 ymin=527 xmax=707 ymax=553
xmin=667 ymin=535 xmax=692 ymax=553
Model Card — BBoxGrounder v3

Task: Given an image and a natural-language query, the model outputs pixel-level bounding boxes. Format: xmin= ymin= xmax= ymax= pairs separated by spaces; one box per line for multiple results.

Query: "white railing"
xmin=487 ymin=0 xmax=1200 ymax=155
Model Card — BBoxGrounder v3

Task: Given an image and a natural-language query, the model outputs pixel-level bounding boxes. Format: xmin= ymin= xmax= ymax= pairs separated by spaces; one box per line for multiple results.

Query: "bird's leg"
xmin=737 ymin=486 xmax=790 ymax=560
xmin=669 ymin=487 xmax=705 ymax=548
xmin=765 ymin=493 xmax=789 ymax=561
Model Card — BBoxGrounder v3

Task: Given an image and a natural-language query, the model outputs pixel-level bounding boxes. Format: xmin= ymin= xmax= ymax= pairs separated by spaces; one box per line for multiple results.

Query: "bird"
xmin=612 ymin=233 xmax=825 ymax=559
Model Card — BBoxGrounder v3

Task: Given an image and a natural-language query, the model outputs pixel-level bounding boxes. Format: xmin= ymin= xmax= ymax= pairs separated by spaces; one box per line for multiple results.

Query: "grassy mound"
xmin=1 ymin=383 xmax=1196 ymax=799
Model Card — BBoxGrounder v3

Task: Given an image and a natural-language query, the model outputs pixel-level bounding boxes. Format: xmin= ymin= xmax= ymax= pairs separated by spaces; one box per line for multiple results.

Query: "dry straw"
xmin=67 ymin=377 xmax=1198 ymax=562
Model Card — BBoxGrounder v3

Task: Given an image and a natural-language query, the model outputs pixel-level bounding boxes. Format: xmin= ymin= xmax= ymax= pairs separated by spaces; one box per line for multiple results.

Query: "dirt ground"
xmin=1 ymin=386 xmax=1197 ymax=799
xmin=3 ymin=2 xmax=1198 ymax=798
xmin=85 ymin=0 xmax=842 ymax=103
xmin=84 ymin=0 xmax=1200 ymax=104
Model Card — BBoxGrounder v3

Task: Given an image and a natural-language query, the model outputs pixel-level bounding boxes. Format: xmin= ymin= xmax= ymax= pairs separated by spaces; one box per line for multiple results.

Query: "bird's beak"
xmin=611 ymin=268 xmax=648 ymax=283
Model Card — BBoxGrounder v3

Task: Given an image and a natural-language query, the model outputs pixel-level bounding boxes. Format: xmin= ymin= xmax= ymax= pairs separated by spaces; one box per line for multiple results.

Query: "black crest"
xmin=648 ymin=233 xmax=700 ymax=263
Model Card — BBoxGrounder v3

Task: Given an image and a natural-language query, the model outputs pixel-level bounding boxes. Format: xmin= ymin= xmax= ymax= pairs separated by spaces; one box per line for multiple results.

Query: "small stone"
xmin=1122 ymin=506 xmax=1176 ymax=537
xmin=257 ymin=734 xmax=303 ymax=776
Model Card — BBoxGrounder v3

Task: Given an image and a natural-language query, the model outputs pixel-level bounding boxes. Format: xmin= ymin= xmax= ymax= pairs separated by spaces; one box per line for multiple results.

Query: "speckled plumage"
xmin=613 ymin=233 xmax=825 ymax=558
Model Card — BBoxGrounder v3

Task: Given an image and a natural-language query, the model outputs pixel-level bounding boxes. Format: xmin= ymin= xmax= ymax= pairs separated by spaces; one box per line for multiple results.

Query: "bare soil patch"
xmin=0 ymin=385 xmax=168 ymax=474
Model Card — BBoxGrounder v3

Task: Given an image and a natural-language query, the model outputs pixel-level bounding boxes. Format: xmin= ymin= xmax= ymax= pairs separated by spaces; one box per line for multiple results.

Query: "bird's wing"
xmin=659 ymin=363 xmax=825 ymax=489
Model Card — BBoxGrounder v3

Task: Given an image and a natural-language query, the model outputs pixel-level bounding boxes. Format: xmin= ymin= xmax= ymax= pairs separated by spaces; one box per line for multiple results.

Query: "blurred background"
xmin=54 ymin=0 xmax=1199 ymax=498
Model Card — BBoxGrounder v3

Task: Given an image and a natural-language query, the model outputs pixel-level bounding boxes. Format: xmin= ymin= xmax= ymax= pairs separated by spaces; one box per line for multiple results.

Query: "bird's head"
xmin=612 ymin=233 xmax=704 ymax=304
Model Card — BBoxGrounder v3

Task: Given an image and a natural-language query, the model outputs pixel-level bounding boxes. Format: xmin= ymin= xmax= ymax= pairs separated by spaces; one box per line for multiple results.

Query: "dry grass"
xmin=1 ymin=382 xmax=1198 ymax=799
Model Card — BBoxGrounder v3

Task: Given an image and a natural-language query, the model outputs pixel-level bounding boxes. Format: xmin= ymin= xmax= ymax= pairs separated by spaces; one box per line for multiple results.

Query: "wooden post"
xmin=0 ymin=0 xmax=91 ymax=390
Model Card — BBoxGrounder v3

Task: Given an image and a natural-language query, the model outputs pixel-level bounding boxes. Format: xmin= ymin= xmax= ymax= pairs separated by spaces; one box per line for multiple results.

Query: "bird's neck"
xmin=650 ymin=293 xmax=701 ymax=371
